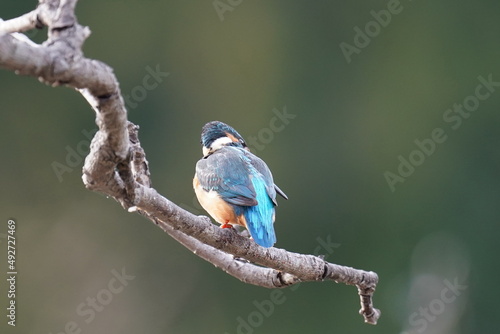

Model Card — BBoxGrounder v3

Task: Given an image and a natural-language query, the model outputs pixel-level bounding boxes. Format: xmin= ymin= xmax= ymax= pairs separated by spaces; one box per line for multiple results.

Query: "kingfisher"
xmin=193 ymin=121 xmax=288 ymax=248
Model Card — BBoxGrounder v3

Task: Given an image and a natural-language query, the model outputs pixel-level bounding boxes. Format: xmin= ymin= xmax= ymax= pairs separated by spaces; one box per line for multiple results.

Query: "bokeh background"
xmin=1 ymin=0 xmax=498 ymax=333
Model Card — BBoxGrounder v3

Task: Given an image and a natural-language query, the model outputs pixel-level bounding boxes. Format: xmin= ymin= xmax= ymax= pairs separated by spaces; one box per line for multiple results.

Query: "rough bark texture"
xmin=0 ymin=0 xmax=381 ymax=324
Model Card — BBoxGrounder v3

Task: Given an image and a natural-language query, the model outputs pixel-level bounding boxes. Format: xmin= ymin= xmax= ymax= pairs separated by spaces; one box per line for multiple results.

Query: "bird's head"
xmin=200 ymin=121 xmax=248 ymax=157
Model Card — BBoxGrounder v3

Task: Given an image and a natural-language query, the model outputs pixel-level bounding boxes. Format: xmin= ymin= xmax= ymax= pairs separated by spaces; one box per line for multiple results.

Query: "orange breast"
xmin=193 ymin=175 xmax=247 ymax=228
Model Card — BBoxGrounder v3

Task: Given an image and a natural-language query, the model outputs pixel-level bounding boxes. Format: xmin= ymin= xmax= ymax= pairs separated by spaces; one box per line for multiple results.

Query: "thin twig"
xmin=0 ymin=10 xmax=40 ymax=35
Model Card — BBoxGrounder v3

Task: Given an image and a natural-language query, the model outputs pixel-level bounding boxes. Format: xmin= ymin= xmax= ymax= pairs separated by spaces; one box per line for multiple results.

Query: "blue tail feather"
xmin=243 ymin=177 xmax=276 ymax=248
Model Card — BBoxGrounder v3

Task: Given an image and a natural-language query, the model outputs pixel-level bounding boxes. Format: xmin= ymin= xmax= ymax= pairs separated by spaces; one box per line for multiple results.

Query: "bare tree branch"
xmin=0 ymin=0 xmax=381 ymax=324
xmin=0 ymin=10 xmax=40 ymax=35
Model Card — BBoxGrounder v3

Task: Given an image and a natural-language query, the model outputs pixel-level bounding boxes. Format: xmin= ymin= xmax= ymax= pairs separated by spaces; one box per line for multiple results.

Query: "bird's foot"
xmin=220 ymin=222 xmax=232 ymax=229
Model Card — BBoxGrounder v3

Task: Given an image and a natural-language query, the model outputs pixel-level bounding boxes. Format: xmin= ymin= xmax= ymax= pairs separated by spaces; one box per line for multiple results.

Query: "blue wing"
xmin=196 ymin=146 xmax=279 ymax=247
xmin=244 ymin=150 xmax=288 ymax=203
xmin=196 ymin=147 xmax=257 ymax=207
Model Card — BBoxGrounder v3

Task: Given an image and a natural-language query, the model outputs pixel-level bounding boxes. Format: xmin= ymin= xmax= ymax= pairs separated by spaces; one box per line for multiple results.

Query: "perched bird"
xmin=193 ymin=121 xmax=288 ymax=248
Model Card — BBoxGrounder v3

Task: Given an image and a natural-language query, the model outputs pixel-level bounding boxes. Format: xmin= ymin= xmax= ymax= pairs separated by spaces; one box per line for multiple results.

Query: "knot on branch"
xmin=275 ymin=271 xmax=301 ymax=287
xmin=38 ymin=0 xmax=77 ymax=30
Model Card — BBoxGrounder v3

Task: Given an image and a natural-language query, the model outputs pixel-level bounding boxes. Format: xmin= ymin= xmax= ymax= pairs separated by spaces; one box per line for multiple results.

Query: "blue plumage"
xmin=193 ymin=121 xmax=287 ymax=248
xmin=243 ymin=176 xmax=276 ymax=247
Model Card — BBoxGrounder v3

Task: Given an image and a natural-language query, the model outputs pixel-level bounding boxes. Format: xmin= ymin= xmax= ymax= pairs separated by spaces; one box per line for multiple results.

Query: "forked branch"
xmin=0 ymin=0 xmax=380 ymax=324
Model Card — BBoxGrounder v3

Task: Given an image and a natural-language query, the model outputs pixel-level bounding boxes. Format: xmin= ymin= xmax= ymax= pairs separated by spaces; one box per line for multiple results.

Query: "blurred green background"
xmin=1 ymin=0 xmax=498 ymax=333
